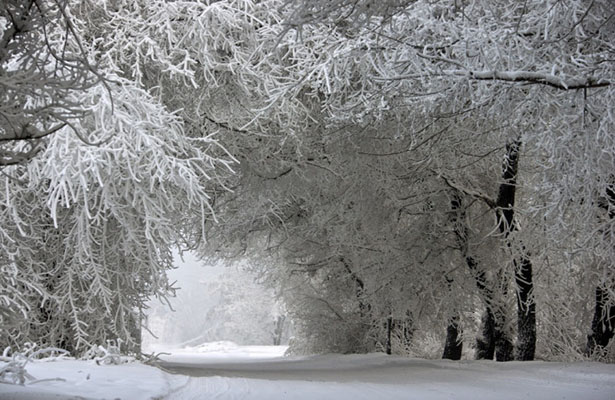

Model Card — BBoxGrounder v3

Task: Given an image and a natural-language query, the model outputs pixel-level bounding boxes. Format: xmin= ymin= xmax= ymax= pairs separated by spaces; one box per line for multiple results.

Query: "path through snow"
xmin=1 ymin=343 xmax=614 ymax=399
xmin=157 ymin=343 xmax=615 ymax=400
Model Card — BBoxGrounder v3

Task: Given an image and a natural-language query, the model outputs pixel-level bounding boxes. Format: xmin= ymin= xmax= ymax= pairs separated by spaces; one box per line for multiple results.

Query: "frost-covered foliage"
xmin=0 ymin=0 xmax=248 ymax=354
xmin=0 ymin=77 xmax=232 ymax=353
xmin=0 ymin=0 xmax=103 ymax=165
xmin=202 ymin=0 xmax=615 ymax=361
xmin=87 ymin=340 xmax=129 ymax=365
xmin=2 ymin=0 xmax=614 ymax=361
xmin=0 ymin=343 xmax=69 ymax=385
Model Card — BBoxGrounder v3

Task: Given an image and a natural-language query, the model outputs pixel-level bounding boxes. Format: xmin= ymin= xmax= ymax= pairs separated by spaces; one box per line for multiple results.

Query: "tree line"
xmin=1 ymin=0 xmax=613 ymax=362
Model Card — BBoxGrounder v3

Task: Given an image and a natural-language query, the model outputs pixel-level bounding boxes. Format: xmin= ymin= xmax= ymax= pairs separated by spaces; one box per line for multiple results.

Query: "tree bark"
xmin=494 ymin=316 xmax=514 ymax=361
xmin=449 ymin=191 xmax=495 ymax=360
xmin=341 ymin=257 xmax=371 ymax=318
xmin=494 ymin=140 xmax=535 ymax=361
xmin=475 ymin=309 xmax=496 ymax=360
xmin=442 ymin=313 xmax=463 ymax=360
xmin=586 ymin=286 xmax=615 ymax=356
xmin=586 ymin=182 xmax=615 ymax=356
xmin=273 ymin=315 xmax=286 ymax=346
xmin=391 ymin=311 xmax=414 ymax=350
xmin=515 ymin=257 xmax=536 ymax=360
xmin=385 ymin=316 xmax=392 ymax=355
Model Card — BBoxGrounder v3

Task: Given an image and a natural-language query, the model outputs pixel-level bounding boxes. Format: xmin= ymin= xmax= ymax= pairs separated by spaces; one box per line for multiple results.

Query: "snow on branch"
xmin=464 ymin=70 xmax=610 ymax=90
xmin=379 ymin=70 xmax=610 ymax=90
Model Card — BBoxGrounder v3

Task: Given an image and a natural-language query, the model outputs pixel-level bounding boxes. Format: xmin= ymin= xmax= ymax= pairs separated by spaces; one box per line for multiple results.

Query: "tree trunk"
xmin=586 ymin=182 xmax=615 ymax=356
xmin=475 ymin=309 xmax=496 ymax=360
xmin=515 ymin=256 xmax=536 ymax=360
xmin=494 ymin=140 xmax=534 ymax=361
xmin=385 ymin=316 xmax=392 ymax=355
xmin=449 ymin=191 xmax=496 ymax=360
xmin=273 ymin=315 xmax=286 ymax=346
xmin=391 ymin=311 xmax=414 ymax=350
xmin=494 ymin=317 xmax=514 ymax=361
xmin=586 ymin=285 xmax=615 ymax=356
xmin=341 ymin=257 xmax=371 ymax=318
xmin=442 ymin=313 xmax=463 ymax=360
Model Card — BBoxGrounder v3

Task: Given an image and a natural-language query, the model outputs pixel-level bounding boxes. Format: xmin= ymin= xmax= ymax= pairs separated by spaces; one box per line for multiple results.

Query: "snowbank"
xmin=0 ymin=359 xmax=174 ymax=400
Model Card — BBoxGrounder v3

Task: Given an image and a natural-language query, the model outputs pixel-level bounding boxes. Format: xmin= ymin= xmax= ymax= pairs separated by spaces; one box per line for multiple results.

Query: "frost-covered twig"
xmin=140 ymin=351 xmax=171 ymax=367
xmin=0 ymin=345 xmax=70 ymax=385
xmin=93 ymin=340 xmax=127 ymax=365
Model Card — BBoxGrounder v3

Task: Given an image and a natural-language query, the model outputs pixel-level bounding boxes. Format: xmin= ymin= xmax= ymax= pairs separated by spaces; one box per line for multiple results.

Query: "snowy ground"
xmin=1 ymin=342 xmax=614 ymax=400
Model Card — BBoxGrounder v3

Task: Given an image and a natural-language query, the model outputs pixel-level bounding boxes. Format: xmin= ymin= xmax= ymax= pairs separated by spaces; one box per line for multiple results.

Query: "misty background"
xmin=143 ymin=251 xmax=291 ymax=352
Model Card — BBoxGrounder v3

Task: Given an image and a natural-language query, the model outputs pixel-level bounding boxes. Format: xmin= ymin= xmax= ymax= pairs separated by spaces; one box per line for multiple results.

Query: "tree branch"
xmin=465 ymin=70 xmax=609 ymax=90
xmin=381 ymin=69 xmax=610 ymax=90
xmin=437 ymin=172 xmax=497 ymax=209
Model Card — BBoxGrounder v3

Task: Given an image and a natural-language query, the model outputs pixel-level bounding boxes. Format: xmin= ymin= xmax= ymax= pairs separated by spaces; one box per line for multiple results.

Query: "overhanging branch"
xmin=465 ymin=70 xmax=609 ymax=90
xmin=379 ymin=69 xmax=610 ymax=90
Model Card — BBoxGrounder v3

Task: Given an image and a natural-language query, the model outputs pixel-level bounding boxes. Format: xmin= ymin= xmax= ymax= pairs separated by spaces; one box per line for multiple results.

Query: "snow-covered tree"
xmin=204 ymin=0 xmax=615 ymax=361
xmin=3 ymin=0 xmax=614 ymax=362
xmin=0 ymin=0 xmax=256 ymax=353
xmin=0 ymin=0 xmax=104 ymax=165
xmin=0 ymin=77 xmax=233 ymax=352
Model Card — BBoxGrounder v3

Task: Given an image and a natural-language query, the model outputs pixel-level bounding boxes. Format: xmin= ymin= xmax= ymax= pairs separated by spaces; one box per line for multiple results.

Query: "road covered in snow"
xmin=159 ymin=343 xmax=615 ymax=400
xmin=1 ymin=342 xmax=614 ymax=399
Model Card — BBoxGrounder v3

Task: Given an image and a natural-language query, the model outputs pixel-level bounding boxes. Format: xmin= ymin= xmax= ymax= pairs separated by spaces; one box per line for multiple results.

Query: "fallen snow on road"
xmin=1 ymin=342 xmax=614 ymax=400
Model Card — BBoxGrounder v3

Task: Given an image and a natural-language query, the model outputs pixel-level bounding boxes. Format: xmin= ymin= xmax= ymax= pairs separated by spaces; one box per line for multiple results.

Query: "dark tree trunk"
xmin=447 ymin=141 xmax=534 ymax=361
xmin=476 ymin=309 xmax=496 ymax=360
xmin=586 ymin=286 xmax=615 ymax=356
xmin=385 ymin=316 xmax=392 ymax=355
xmin=494 ymin=318 xmax=514 ymax=361
xmin=450 ymin=191 xmax=496 ymax=360
xmin=391 ymin=311 xmax=414 ymax=349
xmin=515 ymin=257 xmax=536 ymax=360
xmin=442 ymin=313 xmax=463 ymax=360
xmin=400 ymin=312 xmax=415 ymax=346
xmin=586 ymin=182 xmax=615 ymax=356
xmin=494 ymin=140 xmax=535 ymax=361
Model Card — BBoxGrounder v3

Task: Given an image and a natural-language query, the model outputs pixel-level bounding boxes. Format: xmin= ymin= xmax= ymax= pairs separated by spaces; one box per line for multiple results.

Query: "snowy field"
xmin=1 ymin=342 xmax=614 ymax=400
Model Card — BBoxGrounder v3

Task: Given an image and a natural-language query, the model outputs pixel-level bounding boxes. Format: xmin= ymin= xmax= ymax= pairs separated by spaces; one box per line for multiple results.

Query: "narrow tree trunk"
xmin=273 ymin=315 xmax=286 ymax=346
xmin=494 ymin=140 xmax=534 ymax=361
xmin=586 ymin=286 xmax=615 ymax=356
xmin=449 ymin=191 xmax=495 ymax=360
xmin=341 ymin=257 xmax=371 ymax=318
xmin=391 ymin=311 xmax=414 ymax=350
xmin=586 ymin=183 xmax=615 ymax=356
xmin=447 ymin=141 xmax=534 ymax=361
xmin=385 ymin=316 xmax=392 ymax=355
xmin=442 ymin=274 xmax=463 ymax=360
xmin=442 ymin=313 xmax=463 ymax=360
xmin=494 ymin=316 xmax=514 ymax=361
xmin=475 ymin=309 xmax=496 ymax=360
xmin=401 ymin=311 xmax=415 ymax=346
xmin=515 ymin=256 xmax=536 ymax=360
